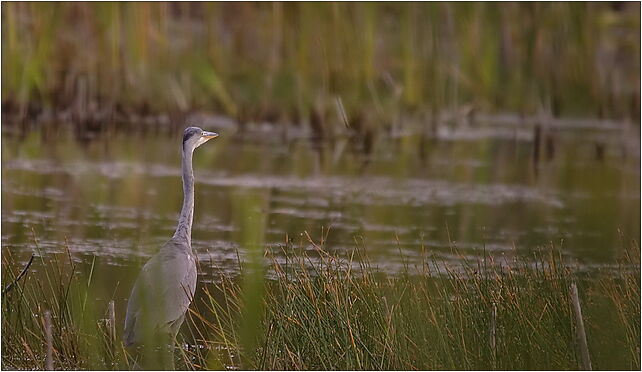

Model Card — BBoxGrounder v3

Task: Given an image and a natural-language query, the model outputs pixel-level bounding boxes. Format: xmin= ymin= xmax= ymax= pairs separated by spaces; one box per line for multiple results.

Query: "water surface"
xmin=2 ymin=122 xmax=640 ymax=303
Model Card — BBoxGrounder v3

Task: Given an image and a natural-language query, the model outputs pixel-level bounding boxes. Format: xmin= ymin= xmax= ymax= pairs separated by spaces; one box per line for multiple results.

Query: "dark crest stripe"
xmin=183 ymin=131 xmax=192 ymax=144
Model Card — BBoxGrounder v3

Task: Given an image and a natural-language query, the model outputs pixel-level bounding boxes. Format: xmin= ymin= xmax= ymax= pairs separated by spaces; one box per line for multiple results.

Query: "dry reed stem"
xmin=44 ymin=310 xmax=53 ymax=370
xmin=570 ymin=283 xmax=592 ymax=370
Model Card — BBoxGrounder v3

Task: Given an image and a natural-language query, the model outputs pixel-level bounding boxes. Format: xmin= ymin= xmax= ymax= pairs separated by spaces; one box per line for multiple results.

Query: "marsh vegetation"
xmin=2 ymin=235 xmax=640 ymax=370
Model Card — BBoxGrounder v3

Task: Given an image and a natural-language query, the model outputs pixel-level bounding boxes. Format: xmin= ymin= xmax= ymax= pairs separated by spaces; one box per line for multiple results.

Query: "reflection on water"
xmin=2 ymin=124 xmax=640 ymax=289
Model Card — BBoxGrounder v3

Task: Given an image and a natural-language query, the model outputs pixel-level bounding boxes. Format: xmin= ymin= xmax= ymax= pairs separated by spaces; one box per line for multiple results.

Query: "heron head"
xmin=183 ymin=126 xmax=219 ymax=150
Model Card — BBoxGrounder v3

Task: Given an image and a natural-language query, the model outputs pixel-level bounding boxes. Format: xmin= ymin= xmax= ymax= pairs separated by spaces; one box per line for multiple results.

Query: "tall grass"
xmin=2 ymin=3 xmax=640 ymax=132
xmin=2 ymin=235 xmax=640 ymax=370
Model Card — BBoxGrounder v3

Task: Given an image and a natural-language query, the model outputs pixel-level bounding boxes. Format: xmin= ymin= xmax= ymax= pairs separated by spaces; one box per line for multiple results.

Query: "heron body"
xmin=122 ymin=240 xmax=197 ymax=347
xmin=123 ymin=127 xmax=218 ymax=349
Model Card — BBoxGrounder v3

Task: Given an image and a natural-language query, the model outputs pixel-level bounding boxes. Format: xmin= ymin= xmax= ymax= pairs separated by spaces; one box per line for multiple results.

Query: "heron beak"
xmin=202 ymin=131 xmax=219 ymax=140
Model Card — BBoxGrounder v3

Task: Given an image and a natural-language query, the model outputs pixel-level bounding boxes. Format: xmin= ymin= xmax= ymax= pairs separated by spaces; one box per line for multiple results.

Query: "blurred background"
xmin=3 ymin=2 xmax=640 ymax=129
xmin=1 ymin=2 xmax=640 ymax=310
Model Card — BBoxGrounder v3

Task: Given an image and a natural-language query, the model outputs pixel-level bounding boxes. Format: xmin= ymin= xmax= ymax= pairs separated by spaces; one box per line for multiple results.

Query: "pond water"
xmin=1 ymin=121 xmax=640 ymax=305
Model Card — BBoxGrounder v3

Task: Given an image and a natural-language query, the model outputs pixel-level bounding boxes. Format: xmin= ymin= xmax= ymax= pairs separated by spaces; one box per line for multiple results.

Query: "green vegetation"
xmin=2 ymin=3 xmax=640 ymax=133
xmin=2 ymin=234 xmax=639 ymax=370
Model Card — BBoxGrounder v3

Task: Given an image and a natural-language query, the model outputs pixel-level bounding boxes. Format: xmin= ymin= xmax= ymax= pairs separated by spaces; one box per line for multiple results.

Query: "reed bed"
xmin=2 ymin=3 xmax=640 ymax=133
xmin=1 ymin=233 xmax=639 ymax=370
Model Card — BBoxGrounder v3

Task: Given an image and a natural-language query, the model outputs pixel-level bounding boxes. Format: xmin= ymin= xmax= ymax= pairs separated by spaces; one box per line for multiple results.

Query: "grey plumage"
xmin=123 ymin=127 xmax=218 ymax=348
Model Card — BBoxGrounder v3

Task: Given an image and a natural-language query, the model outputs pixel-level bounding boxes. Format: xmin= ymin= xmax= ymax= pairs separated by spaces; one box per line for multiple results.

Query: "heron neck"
xmin=174 ymin=146 xmax=194 ymax=244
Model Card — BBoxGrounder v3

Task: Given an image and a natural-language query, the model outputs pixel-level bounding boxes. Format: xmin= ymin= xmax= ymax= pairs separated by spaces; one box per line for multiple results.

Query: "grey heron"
xmin=123 ymin=127 xmax=218 ymax=365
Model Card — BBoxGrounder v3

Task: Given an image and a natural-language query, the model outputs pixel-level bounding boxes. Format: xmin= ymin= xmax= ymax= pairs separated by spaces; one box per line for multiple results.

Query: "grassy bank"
xmin=2 ymin=3 xmax=640 ymax=133
xmin=2 ymin=234 xmax=639 ymax=370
